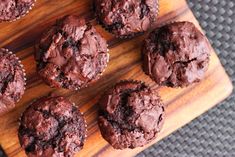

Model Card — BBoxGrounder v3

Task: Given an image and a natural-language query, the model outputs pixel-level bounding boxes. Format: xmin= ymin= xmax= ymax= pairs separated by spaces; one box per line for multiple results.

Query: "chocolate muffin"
xmin=94 ymin=0 xmax=159 ymax=38
xmin=35 ymin=15 xmax=109 ymax=90
xmin=142 ymin=21 xmax=210 ymax=87
xmin=0 ymin=0 xmax=35 ymax=22
xmin=98 ymin=80 xmax=165 ymax=149
xmin=18 ymin=96 xmax=86 ymax=157
xmin=0 ymin=48 xmax=26 ymax=115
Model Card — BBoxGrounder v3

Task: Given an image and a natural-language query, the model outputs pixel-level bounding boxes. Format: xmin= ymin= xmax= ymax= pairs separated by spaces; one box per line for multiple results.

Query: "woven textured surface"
xmin=137 ymin=0 xmax=235 ymax=156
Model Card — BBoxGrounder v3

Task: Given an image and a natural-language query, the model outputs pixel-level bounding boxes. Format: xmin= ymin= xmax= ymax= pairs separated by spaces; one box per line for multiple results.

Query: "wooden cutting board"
xmin=0 ymin=0 xmax=233 ymax=157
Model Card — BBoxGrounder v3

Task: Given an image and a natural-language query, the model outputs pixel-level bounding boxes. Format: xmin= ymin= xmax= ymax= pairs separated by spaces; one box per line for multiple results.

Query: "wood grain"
xmin=0 ymin=0 xmax=233 ymax=157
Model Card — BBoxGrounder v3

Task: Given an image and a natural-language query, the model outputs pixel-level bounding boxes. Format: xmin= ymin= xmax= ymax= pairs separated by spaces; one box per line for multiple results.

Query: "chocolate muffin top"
xmin=0 ymin=48 xmax=25 ymax=115
xmin=0 ymin=0 xmax=35 ymax=22
xmin=94 ymin=0 xmax=158 ymax=37
xmin=98 ymin=80 xmax=165 ymax=149
xmin=18 ymin=96 xmax=86 ymax=157
xmin=142 ymin=21 xmax=210 ymax=87
xmin=35 ymin=15 xmax=109 ymax=90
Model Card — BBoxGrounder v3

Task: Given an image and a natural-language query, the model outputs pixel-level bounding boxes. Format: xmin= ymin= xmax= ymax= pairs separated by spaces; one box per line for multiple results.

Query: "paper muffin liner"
xmin=95 ymin=0 xmax=159 ymax=39
xmin=0 ymin=0 xmax=37 ymax=23
xmin=0 ymin=48 xmax=26 ymax=104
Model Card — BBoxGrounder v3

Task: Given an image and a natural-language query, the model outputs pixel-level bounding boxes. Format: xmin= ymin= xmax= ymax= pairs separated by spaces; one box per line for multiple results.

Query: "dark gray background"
xmin=137 ymin=0 xmax=235 ymax=156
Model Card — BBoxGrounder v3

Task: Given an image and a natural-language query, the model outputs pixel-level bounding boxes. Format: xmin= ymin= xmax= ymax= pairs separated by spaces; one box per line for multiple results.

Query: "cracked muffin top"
xmin=142 ymin=21 xmax=210 ymax=87
xmin=35 ymin=15 xmax=109 ymax=90
xmin=94 ymin=0 xmax=159 ymax=37
xmin=98 ymin=80 xmax=165 ymax=149
xmin=0 ymin=0 xmax=35 ymax=22
xmin=18 ymin=96 xmax=86 ymax=157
